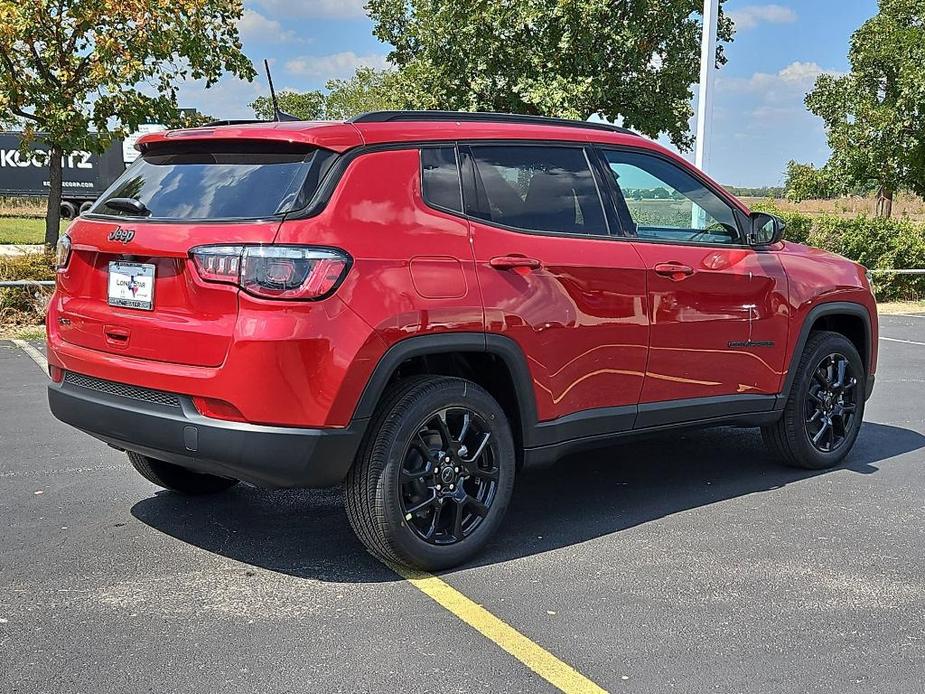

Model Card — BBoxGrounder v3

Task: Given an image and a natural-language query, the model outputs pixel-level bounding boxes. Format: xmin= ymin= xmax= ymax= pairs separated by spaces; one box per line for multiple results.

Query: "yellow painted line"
xmin=11 ymin=338 xmax=49 ymax=376
xmin=384 ymin=559 xmax=608 ymax=693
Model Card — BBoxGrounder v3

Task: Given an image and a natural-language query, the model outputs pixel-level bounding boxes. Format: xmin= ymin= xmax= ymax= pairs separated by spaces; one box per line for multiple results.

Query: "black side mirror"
xmin=748 ymin=212 xmax=785 ymax=246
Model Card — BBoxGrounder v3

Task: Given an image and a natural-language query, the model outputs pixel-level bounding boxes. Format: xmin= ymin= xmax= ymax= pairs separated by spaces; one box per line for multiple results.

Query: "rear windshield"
xmin=92 ymin=141 xmax=330 ymax=220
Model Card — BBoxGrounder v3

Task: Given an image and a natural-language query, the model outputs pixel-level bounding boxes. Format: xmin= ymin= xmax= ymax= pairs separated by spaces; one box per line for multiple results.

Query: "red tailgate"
xmin=53 ymin=217 xmax=280 ymax=367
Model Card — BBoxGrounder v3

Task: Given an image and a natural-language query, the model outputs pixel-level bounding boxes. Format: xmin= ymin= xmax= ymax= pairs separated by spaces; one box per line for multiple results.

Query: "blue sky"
xmin=177 ymin=0 xmax=879 ymax=187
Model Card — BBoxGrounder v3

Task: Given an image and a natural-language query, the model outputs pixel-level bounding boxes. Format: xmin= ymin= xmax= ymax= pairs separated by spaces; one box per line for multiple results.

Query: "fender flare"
xmin=778 ymin=301 xmax=872 ymax=404
xmin=351 ymin=332 xmax=538 ymax=443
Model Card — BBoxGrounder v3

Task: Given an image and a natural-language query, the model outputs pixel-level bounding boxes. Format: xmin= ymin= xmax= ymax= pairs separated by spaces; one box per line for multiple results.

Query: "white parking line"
xmin=880 ymin=336 xmax=925 ymax=347
xmin=11 ymin=339 xmax=49 ymax=376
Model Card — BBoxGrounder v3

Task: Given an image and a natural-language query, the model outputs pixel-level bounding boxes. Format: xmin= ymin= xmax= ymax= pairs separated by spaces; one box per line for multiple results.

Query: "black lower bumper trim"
xmin=48 ymin=380 xmax=365 ymax=488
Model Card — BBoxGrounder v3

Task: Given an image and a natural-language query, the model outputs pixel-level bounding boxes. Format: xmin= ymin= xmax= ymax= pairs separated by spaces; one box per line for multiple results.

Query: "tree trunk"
xmin=876 ymin=185 xmax=894 ymax=219
xmin=45 ymin=146 xmax=63 ymax=248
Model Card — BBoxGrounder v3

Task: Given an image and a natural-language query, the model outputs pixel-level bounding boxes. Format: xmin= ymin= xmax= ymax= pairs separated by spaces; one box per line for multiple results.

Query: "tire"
xmin=345 ymin=376 xmax=516 ymax=571
xmin=128 ymin=452 xmax=239 ymax=495
xmin=59 ymin=201 xmax=78 ymax=220
xmin=762 ymin=331 xmax=865 ymax=469
xmin=78 ymin=201 xmax=94 ymax=215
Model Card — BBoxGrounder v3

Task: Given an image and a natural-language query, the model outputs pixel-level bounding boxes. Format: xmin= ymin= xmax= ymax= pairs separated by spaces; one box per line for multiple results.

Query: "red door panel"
xmin=471 ymin=223 xmax=649 ymax=422
xmin=632 ymin=242 xmax=789 ymax=402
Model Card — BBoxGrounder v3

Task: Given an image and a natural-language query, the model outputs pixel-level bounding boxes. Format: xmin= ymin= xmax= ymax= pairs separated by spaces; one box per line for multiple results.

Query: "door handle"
xmin=654 ymin=263 xmax=694 ymax=281
xmin=490 ymin=255 xmax=543 ymax=271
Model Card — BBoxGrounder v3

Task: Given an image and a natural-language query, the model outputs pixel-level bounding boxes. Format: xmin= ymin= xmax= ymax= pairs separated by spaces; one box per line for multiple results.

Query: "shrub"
xmin=0 ymin=252 xmax=54 ymax=329
xmin=754 ymin=202 xmax=925 ymax=300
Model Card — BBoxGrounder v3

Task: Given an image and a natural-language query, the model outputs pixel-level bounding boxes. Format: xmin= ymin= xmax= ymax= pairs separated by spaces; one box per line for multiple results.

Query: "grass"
xmin=0 ymin=217 xmax=57 ymax=245
xmin=0 ymin=324 xmax=46 ymax=340
xmin=0 ymin=196 xmax=45 ymax=217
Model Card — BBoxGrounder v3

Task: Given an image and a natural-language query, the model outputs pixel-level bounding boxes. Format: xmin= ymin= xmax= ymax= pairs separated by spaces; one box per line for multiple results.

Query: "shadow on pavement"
xmin=131 ymin=421 xmax=923 ymax=582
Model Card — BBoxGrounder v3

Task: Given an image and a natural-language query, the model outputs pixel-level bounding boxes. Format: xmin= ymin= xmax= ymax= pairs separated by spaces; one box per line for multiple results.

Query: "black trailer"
xmin=0 ymin=132 xmax=125 ymax=219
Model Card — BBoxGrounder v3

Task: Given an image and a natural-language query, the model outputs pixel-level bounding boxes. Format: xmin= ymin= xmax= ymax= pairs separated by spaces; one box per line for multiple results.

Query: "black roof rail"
xmin=203 ymin=119 xmax=269 ymax=127
xmin=349 ymin=110 xmax=638 ymax=136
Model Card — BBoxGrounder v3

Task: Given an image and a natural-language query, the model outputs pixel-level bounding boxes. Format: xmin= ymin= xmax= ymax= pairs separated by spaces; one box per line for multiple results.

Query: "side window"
xmin=469 ymin=145 xmax=607 ymax=236
xmin=421 ymin=146 xmax=463 ymax=213
xmin=602 ymin=150 xmax=741 ymax=245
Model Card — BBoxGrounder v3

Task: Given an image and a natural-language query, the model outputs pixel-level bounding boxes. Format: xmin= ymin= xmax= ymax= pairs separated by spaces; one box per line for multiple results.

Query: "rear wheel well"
xmin=383 ymin=351 xmax=525 ymax=461
xmin=808 ymin=313 xmax=868 ymax=369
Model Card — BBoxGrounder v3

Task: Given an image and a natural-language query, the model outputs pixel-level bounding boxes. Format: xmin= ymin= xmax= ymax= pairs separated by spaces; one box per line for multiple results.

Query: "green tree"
xmin=784 ymin=161 xmax=834 ymax=202
xmin=366 ymin=0 xmax=734 ymax=149
xmin=251 ymin=89 xmax=327 ymax=120
xmin=324 ymin=67 xmax=403 ymax=119
xmin=805 ymin=0 xmax=925 ymax=218
xmin=250 ymin=68 xmax=401 ymax=121
xmin=0 ymin=0 xmax=255 ymax=247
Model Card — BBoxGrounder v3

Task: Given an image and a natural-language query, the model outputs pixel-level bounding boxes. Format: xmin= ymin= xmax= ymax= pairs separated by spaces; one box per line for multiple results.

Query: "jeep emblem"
xmin=108 ymin=228 xmax=135 ymax=243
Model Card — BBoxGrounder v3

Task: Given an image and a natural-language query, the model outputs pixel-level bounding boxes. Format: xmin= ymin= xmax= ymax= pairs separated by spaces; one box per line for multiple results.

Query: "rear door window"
xmin=421 ymin=146 xmax=463 ymax=213
xmin=468 ymin=145 xmax=608 ymax=236
xmin=92 ymin=141 xmax=329 ymax=220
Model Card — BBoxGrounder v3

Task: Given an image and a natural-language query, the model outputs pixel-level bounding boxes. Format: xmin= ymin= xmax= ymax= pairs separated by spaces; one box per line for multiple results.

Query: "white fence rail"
xmin=0 ymin=280 xmax=54 ymax=287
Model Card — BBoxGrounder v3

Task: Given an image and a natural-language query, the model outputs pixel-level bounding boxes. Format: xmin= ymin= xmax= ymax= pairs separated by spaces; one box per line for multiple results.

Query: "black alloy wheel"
xmin=400 ymin=408 xmax=499 ymax=545
xmin=803 ymin=352 xmax=859 ymax=453
xmin=762 ymin=330 xmax=866 ymax=470
xmin=345 ymin=376 xmax=515 ymax=571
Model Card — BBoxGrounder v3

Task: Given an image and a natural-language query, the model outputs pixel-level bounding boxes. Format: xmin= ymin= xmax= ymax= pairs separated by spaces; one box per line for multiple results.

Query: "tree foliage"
xmin=805 ymin=0 xmax=925 ymax=218
xmin=250 ymin=68 xmax=402 ymax=121
xmin=0 ymin=0 xmax=254 ymax=245
xmin=784 ymin=161 xmax=836 ymax=202
xmin=365 ymin=0 xmax=734 ymax=150
xmin=251 ymin=89 xmax=327 ymax=120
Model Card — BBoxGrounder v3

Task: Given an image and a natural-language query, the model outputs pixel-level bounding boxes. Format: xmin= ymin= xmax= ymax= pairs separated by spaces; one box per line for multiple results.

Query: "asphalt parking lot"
xmin=2 ymin=315 xmax=924 ymax=693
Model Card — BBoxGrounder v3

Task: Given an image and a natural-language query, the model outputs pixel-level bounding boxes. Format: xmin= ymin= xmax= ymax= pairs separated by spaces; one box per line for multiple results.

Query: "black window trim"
xmin=460 ymin=140 xmax=616 ymax=241
xmin=593 ymin=144 xmax=754 ymax=249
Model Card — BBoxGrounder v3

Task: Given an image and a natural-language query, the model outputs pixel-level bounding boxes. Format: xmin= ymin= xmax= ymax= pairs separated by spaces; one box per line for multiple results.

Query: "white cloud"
xmin=285 ymin=51 xmax=389 ymax=80
xmin=238 ymin=9 xmax=295 ymax=43
xmin=250 ymin=0 xmax=367 ymax=19
xmin=777 ymin=61 xmax=833 ymax=84
xmin=728 ymin=4 xmax=798 ymax=31
xmin=718 ymin=61 xmax=841 ymax=94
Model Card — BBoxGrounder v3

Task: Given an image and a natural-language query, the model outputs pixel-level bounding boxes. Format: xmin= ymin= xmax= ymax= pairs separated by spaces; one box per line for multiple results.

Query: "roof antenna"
xmin=264 ymin=59 xmax=299 ymax=122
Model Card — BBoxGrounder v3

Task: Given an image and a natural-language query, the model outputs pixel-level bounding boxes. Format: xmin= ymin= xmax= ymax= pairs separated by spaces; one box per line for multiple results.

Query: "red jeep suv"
xmin=47 ymin=111 xmax=878 ymax=570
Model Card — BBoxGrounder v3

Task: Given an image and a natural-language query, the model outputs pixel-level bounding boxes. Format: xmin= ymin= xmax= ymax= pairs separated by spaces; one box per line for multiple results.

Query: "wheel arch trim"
xmin=351 ymin=332 xmax=539 ymax=444
xmin=778 ymin=301 xmax=873 ymax=405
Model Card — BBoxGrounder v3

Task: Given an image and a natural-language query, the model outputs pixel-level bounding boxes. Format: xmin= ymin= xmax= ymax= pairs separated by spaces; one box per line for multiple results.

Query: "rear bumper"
xmin=48 ymin=375 xmax=365 ymax=488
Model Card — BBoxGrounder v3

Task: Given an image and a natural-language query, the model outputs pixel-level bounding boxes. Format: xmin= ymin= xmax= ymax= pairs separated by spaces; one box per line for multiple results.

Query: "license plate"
xmin=108 ymin=261 xmax=155 ymax=310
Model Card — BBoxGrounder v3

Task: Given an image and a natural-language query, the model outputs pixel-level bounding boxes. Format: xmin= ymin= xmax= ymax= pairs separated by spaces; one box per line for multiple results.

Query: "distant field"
xmin=0 ymin=217 xmax=52 ymax=244
xmin=740 ymin=194 xmax=925 ymax=222
xmin=0 ymin=196 xmax=45 ymax=217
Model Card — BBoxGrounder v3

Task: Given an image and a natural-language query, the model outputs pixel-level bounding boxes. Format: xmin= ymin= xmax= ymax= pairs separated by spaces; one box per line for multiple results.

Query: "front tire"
xmin=128 ymin=452 xmax=239 ymax=495
xmin=345 ymin=376 xmax=516 ymax=571
xmin=762 ymin=331 xmax=865 ymax=469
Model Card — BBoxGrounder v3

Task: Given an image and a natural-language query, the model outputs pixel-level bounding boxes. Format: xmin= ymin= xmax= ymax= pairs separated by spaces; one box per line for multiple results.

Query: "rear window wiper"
xmin=104 ymin=197 xmax=152 ymax=216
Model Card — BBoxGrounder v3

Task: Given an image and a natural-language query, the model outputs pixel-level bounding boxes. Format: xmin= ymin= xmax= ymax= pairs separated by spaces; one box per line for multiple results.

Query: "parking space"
xmin=2 ymin=315 xmax=924 ymax=693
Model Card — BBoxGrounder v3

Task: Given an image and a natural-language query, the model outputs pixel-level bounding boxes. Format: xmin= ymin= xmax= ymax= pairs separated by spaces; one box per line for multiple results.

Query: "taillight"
xmin=189 ymin=245 xmax=350 ymax=300
xmin=55 ymin=234 xmax=71 ymax=270
xmin=190 ymin=245 xmax=241 ymax=283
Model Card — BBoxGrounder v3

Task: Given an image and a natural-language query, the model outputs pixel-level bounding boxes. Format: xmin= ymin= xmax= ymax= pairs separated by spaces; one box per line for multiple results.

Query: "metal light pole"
xmin=692 ymin=0 xmax=719 ymax=228
xmin=695 ymin=0 xmax=720 ymax=173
